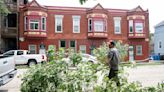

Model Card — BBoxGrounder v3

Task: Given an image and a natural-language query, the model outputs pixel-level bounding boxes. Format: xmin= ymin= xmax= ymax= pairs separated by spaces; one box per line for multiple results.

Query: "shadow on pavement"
xmin=0 ymin=90 xmax=8 ymax=92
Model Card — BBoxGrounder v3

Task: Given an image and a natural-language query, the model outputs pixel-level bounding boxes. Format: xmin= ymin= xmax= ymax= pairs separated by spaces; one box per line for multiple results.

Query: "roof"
xmin=155 ymin=21 xmax=164 ymax=28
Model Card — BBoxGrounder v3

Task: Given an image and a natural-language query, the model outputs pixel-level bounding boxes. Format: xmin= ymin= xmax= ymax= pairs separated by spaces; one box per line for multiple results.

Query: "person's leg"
xmin=108 ymin=68 xmax=115 ymax=79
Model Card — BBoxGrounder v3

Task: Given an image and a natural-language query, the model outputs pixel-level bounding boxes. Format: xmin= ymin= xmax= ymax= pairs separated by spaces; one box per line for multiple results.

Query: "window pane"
xmin=70 ymin=41 xmax=75 ymax=47
xmin=94 ymin=21 xmax=103 ymax=32
xmin=73 ymin=19 xmax=80 ymax=33
xmin=80 ymin=45 xmax=86 ymax=53
xmin=60 ymin=41 xmax=65 ymax=47
xmin=136 ymin=45 xmax=142 ymax=55
xmin=114 ymin=19 xmax=121 ymax=33
xmin=29 ymin=45 xmax=36 ymax=54
xmin=88 ymin=19 xmax=92 ymax=32
xmin=135 ymin=23 xmax=143 ymax=33
xmin=129 ymin=20 xmax=133 ymax=33
xmin=56 ymin=18 xmax=62 ymax=32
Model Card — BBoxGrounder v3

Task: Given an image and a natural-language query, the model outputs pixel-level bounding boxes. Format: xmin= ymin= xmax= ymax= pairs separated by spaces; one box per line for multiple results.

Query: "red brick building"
xmin=19 ymin=0 xmax=149 ymax=61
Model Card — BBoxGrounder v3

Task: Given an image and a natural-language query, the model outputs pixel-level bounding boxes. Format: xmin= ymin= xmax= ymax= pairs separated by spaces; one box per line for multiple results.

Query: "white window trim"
xmin=114 ymin=17 xmax=121 ymax=34
xmin=80 ymin=45 xmax=86 ymax=53
xmin=136 ymin=45 xmax=142 ymax=56
xmin=24 ymin=16 xmax=27 ymax=31
xmin=55 ymin=15 xmax=64 ymax=33
xmin=41 ymin=17 xmax=46 ymax=31
xmin=29 ymin=19 xmax=39 ymax=30
xmin=129 ymin=20 xmax=133 ymax=33
xmin=72 ymin=16 xmax=81 ymax=33
xmin=29 ymin=45 xmax=36 ymax=54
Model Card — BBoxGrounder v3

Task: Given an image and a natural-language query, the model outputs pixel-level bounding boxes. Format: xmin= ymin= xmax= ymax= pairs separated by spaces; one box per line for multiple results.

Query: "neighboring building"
xmin=0 ymin=0 xmax=28 ymax=53
xmin=19 ymin=0 xmax=150 ymax=61
xmin=154 ymin=21 xmax=164 ymax=55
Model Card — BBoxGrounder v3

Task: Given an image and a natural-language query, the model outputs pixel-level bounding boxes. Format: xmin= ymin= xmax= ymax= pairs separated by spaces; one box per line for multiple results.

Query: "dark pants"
xmin=108 ymin=68 xmax=120 ymax=86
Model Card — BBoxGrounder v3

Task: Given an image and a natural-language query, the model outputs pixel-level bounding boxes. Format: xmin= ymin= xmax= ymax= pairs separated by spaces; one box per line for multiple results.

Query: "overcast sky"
xmin=30 ymin=0 xmax=164 ymax=33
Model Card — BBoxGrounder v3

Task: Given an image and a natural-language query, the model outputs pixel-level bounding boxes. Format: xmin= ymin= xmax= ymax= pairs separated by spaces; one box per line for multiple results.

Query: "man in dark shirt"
xmin=108 ymin=41 xmax=120 ymax=85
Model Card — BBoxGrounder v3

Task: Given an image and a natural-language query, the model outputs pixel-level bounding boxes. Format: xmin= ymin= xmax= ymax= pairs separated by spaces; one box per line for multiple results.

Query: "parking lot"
xmin=0 ymin=64 xmax=164 ymax=92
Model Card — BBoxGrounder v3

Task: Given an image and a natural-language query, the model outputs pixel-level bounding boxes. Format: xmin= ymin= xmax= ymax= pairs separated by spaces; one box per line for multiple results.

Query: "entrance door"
xmin=129 ymin=46 xmax=134 ymax=62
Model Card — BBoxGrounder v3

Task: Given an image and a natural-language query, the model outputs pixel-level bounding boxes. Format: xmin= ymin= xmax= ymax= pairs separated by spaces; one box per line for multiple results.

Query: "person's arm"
xmin=108 ymin=51 xmax=114 ymax=63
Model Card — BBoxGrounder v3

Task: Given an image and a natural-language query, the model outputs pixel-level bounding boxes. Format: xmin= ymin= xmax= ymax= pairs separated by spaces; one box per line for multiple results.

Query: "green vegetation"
xmin=21 ymin=43 xmax=164 ymax=92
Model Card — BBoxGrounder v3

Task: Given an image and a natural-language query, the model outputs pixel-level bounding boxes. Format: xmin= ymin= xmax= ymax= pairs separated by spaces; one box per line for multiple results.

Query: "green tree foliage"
xmin=0 ymin=0 xmax=10 ymax=14
xmin=79 ymin=0 xmax=87 ymax=4
xmin=21 ymin=48 xmax=164 ymax=92
xmin=93 ymin=41 xmax=129 ymax=64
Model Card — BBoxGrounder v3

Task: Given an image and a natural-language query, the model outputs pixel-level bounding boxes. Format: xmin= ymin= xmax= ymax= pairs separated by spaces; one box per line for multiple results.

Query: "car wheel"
xmin=28 ymin=60 xmax=37 ymax=67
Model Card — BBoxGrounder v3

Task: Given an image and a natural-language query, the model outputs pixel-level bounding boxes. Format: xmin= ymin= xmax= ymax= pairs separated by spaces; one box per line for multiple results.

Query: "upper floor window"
xmin=41 ymin=17 xmax=46 ymax=31
xmin=159 ymin=41 xmax=162 ymax=49
xmin=135 ymin=22 xmax=143 ymax=33
xmin=30 ymin=20 xmax=39 ymax=30
xmin=94 ymin=20 xmax=104 ymax=32
xmin=129 ymin=20 xmax=133 ymax=33
xmin=114 ymin=17 xmax=121 ymax=34
xmin=55 ymin=15 xmax=63 ymax=33
xmin=7 ymin=13 xmax=17 ymax=27
xmin=72 ymin=16 xmax=81 ymax=33
xmin=24 ymin=16 xmax=28 ymax=31
xmin=136 ymin=45 xmax=142 ymax=56
xmin=88 ymin=18 xmax=92 ymax=32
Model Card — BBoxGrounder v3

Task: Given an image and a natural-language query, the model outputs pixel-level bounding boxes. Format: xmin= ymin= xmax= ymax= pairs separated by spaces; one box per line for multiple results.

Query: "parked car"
xmin=1 ymin=50 xmax=47 ymax=67
xmin=62 ymin=53 xmax=98 ymax=64
xmin=0 ymin=55 xmax=17 ymax=86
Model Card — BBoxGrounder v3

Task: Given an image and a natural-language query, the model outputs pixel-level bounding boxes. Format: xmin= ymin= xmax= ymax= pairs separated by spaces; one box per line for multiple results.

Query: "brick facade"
xmin=19 ymin=0 xmax=150 ymax=61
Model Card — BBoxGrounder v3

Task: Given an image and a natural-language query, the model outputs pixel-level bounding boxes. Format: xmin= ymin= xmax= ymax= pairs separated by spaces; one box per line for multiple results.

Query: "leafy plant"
xmin=93 ymin=41 xmax=128 ymax=64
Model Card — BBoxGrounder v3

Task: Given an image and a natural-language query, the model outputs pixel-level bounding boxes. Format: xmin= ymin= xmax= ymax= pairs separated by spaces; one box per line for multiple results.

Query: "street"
xmin=0 ymin=64 xmax=164 ymax=92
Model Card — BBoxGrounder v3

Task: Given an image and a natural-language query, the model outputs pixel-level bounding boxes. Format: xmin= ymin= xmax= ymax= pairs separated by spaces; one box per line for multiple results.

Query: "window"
xmin=24 ymin=16 xmax=28 ymax=31
xmin=30 ymin=20 xmax=39 ymax=30
xmin=29 ymin=45 xmax=36 ymax=54
xmin=88 ymin=18 xmax=92 ymax=32
xmin=136 ymin=45 xmax=142 ymax=55
xmin=129 ymin=20 xmax=133 ymax=33
xmin=55 ymin=15 xmax=63 ymax=33
xmin=17 ymin=51 xmax=23 ymax=55
xmin=70 ymin=40 xmax=76 ymax=52
xmin=159 ymin=41 xmax=162 ymax=49
xmin=60 ymin=40 xmax=66 ymax=48
xmin=41 ymin=17 xmax=46 ymax=31
xmin=135 ymin=22 xmax=143 ymax=33
xmin=4 ymin=51 xmax=14 ymax=56
xmin=114 ymin=17 xmax=121 ymax=34
xmin=7 ymin=13 xmax=17 ymax=27
xmin=72 ymin=16 xmax=80 ymax=33
xmin=80 ymin=45 xmax=86 ymax=53
xmin=94 ymin=20 xmax=104 ymax=32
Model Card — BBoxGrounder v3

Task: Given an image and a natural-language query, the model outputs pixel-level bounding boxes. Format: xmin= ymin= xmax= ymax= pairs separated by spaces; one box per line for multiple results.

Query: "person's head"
xmin=109 ymin=41 xmax=115 ymax=48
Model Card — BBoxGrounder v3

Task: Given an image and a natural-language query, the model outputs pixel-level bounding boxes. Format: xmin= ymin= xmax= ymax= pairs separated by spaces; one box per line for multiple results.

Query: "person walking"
xmin=107 ymin=41 xmax=120 ymax=86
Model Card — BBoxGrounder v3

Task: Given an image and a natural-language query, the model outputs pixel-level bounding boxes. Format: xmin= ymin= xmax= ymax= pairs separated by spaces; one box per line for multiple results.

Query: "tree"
xmin=0 ymin=0 xmax=10 ymax=14
xmin=79 ymin=0 xmax=87 ymax=4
